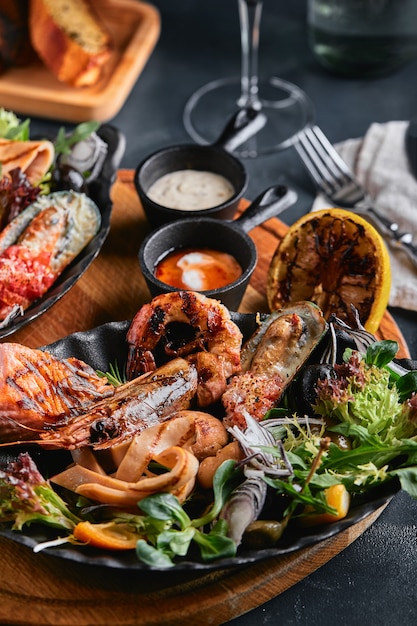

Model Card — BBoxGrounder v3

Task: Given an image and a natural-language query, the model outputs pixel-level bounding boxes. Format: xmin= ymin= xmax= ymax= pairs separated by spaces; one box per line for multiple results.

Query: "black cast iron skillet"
xmin=139 ymin=184 xmax=298 ymax=310
xmin=135 ymin=107 xmax=266 ymax=229
xmin=0 ymin=317 xmax=400 ymax=572
xmin=0 ymin=124 xmax=126 ymax=340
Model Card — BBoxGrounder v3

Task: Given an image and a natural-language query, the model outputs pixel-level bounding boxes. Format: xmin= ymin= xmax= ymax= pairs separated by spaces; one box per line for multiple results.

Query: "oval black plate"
xmin=0 ymin=125 xmax=126 ymax=340
xmin=0 ymin=315 xmax=398 ymax=571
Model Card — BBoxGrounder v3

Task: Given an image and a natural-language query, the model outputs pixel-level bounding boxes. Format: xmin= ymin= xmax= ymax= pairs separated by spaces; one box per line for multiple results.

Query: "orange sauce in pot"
xmin=155 ymin=248 xmax=243 ymax=291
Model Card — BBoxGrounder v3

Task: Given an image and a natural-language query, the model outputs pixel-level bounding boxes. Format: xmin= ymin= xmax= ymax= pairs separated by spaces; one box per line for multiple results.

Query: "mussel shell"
xmin=240 ymin=301 xmax=328 ymax=386
xmin=58 ymin=132 xmax=108 ymax=183
xmin=0 ymin=190 xmax=102 ymax=274
xmin=51 ymin=164 xmax=89 ymax=194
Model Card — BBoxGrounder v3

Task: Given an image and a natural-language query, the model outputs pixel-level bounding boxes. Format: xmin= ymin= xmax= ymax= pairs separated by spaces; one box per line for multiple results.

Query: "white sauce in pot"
xmin=146 ymin=169 xmax=235 ymax=210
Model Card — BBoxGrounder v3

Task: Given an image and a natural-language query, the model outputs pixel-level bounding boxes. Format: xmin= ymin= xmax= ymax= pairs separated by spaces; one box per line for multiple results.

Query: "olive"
xmin=242 ymin=520 xmax=286 ymax=549
xmin=286 ymin=363 xmax=336 ymax=416
xmin=324 ymin=421 xmax=352 ymax=450
xmin=52 ymin=164 xmax=88 ymax=193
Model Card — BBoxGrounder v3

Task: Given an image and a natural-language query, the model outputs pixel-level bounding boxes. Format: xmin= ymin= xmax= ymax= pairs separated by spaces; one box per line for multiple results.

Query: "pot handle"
xmin=212 ymin=107 xmax=267 ymax=153
xmin=234 ymin=185 xmax=298 ymax=233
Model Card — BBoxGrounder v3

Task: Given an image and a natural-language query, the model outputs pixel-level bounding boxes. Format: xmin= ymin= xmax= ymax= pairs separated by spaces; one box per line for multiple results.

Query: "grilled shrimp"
xmin=126 ymin=291 xmax=243 ymax=406
xmin=39 ymin=358 xmax=198 ymax=449
xmin=0 ymin=342 xmax=198 ymax=450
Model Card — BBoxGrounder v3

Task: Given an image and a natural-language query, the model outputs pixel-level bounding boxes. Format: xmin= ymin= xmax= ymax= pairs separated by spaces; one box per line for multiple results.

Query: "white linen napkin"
xmin=311 ymin=121 xmax=417 ymax=312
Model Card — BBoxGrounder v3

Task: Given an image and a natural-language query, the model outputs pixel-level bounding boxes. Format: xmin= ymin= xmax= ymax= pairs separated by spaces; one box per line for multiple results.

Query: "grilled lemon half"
xmin=267 ymin=208 xmax=391 ymax=334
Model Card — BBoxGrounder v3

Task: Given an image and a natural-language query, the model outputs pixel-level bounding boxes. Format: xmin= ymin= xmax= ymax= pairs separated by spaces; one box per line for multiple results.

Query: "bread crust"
xmin=29 ymin=0 xmax=113 ymax=87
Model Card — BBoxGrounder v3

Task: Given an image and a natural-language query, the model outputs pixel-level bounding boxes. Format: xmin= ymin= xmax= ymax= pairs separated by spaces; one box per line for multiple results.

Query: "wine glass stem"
xmin=237 ymin=0 xmax=263 ymax=111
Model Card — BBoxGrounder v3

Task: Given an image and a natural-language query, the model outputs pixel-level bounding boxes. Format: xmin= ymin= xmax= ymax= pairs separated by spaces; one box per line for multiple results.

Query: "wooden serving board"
xmin=0 ymin=0 xmax=160 ymax=123
xmin=0 ymin=170 xmax=409 ymax=626
xmin=0 ymin=506 xmax=386 ymax=626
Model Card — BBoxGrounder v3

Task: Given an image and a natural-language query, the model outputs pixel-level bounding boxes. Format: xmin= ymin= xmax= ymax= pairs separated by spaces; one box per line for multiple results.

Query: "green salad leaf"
xmin=313 ymin=342 xmax=417 ymax=444
xmin=134 ymin=461 xmax=240 ymax=567
xmin=0 ymin=453 xmax=81 ymax=531
xmin=0 ymin=108 xmax=30 ymax=141
xmin=263 ymin=340 xmax=417 ymax=526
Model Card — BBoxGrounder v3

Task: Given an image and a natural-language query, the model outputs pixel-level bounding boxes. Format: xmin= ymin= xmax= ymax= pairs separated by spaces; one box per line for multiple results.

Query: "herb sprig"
xmin=54 ymin=121 xmax=101 ymax=156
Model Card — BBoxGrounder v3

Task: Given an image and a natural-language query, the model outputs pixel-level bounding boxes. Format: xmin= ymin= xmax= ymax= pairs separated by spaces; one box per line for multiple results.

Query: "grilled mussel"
xmin=240 ymin=301 xmax=328 ymax=380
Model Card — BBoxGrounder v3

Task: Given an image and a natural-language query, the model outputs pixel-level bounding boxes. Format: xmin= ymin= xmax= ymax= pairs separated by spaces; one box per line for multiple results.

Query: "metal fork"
xmin=294 ymin=124 xmax=417 ymax=268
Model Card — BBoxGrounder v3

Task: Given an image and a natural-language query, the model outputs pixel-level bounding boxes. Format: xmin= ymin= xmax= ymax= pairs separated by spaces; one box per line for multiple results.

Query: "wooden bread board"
xmin=0 ymin=170 xmax=409 ymax=625
xmin=0 ymin=0 xmax=160 ymax=123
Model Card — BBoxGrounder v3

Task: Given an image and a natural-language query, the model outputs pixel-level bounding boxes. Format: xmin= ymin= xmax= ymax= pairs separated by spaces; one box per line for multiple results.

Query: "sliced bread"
xmin=29 ymin=0 xmax=113 ymax=87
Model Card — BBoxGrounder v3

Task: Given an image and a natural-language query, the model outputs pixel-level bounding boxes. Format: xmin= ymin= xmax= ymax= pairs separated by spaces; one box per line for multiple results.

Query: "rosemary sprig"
xmin=96 ymin=361 xmax=126 ymax=386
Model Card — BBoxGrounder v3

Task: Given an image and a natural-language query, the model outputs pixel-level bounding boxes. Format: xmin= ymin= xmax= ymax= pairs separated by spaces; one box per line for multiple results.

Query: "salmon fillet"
xmin=0 ymin=342 xmax=114 ymax=442
xmin=0 ymin=137 xmax=55 ymax=184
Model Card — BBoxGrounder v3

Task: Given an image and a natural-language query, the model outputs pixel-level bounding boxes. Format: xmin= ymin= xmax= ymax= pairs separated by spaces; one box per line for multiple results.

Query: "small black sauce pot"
xmin=134 ymin=108 xmax=266 ymax=229
xmin=139 ymin=184 xmax=298 ymax=311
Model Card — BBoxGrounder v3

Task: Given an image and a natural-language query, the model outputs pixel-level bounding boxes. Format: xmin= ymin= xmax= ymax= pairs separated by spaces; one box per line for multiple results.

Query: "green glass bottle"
xmin=308 ymin=0 xmax=417 ymax=77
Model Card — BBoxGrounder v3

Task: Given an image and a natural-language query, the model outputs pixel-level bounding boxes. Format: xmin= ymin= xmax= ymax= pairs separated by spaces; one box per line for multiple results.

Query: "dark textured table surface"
xmin=28 ymin=1 xmax=417 ymax=624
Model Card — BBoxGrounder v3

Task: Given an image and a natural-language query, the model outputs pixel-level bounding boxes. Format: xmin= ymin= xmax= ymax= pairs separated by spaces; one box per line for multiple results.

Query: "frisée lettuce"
xmin=310 ymin=340 xmax=417 ymax=496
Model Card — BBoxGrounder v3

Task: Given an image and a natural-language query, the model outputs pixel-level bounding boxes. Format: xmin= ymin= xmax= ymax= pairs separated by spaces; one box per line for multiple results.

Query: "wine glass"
xmin=183 ymin=0 xmax=315 ymax=158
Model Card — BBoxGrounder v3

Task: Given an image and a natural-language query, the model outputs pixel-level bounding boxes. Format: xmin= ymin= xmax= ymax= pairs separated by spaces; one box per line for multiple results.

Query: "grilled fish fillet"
xmin=0 ymin=342 xmax=114 ymax=442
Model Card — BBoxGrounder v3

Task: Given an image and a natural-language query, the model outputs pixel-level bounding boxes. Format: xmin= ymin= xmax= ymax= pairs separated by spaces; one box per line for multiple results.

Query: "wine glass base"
xmin=183 ymin=76 xmax=315 ymax=158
